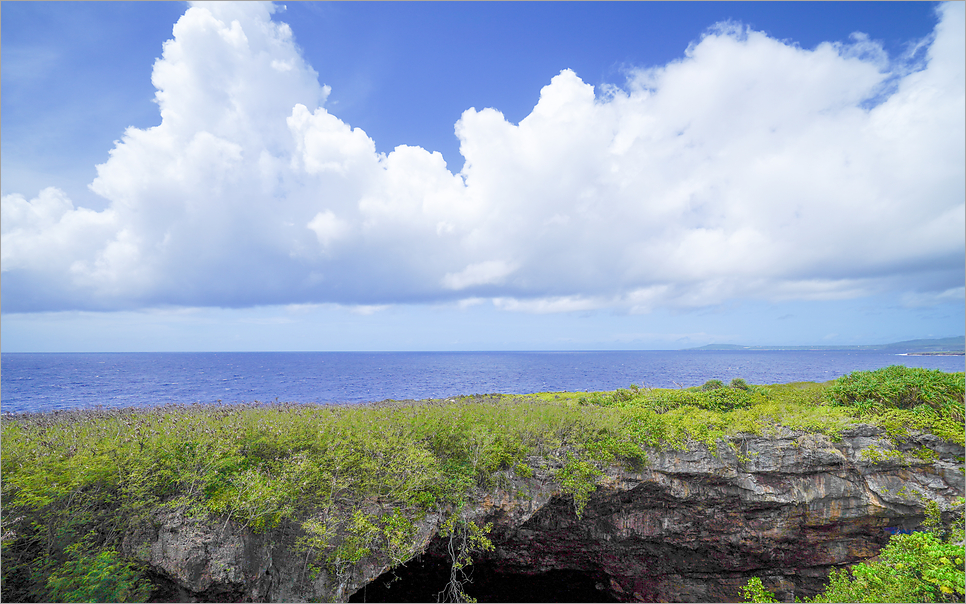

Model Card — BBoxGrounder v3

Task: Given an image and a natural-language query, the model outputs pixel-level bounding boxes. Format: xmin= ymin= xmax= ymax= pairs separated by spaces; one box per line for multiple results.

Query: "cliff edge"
xmin=126 ymin=424 xmax=963 ymax=602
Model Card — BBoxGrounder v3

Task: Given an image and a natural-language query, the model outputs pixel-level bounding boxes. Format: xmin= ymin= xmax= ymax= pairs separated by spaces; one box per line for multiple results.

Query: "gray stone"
xmin=123 ymin=424 xmax=964 ymax=602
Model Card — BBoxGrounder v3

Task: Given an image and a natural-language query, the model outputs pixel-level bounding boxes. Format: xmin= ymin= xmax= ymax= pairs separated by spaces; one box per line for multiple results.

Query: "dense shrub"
xmin=46 ymin=542 xmax=151 ymax=603
xmin=826 ymin=365 xmax=964 ymax=420
xmin=809 ymin=530 xmax=965 ymax=603
xmin=731 ymin=378 xmax=750 ymax=391
xmin=825 ymin=366 xmax=965 ymax=446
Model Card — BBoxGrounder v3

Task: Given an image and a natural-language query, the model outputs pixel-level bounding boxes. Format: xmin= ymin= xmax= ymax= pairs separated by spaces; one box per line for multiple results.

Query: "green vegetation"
xmin=734 ymin=366 xmax=964 ymax=603
xmin=742 ymin=577 xmax=779 ymax=603
xmin=826 ymin=365 xmax=965 ymax=446
xmin=2 ymin=366 xmax=963 ymax=602
xmin=439 ymin=513 xmax=494 ymax=603
xmin=742 ymin=498 xmax=966 ymax=603
xmin=46 ymin=539 xmax=150 ymax=603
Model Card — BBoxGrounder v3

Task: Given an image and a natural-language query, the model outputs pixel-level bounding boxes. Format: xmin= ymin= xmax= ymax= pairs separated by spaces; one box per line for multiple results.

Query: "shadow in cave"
xmin=349 ymin=554 xmax=619 ymax=603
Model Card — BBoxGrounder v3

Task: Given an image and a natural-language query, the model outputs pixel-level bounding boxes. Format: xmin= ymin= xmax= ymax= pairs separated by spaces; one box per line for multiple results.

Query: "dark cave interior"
xmin=348 ymin=553 xmax=619 ymax=603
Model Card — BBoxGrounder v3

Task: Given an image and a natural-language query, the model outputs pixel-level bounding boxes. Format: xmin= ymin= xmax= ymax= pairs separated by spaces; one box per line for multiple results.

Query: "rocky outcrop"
xmin=125 ymin=425 xmax=964 ymax=602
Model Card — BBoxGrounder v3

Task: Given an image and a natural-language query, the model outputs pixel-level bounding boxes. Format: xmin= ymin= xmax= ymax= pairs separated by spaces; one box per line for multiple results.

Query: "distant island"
xmin=691 ymin=335 xmax=965 ymax=355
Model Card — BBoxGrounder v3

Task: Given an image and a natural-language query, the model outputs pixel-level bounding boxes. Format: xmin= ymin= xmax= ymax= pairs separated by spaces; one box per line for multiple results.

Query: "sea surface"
xmin=1 ymin=350 xmax=963 ymax=415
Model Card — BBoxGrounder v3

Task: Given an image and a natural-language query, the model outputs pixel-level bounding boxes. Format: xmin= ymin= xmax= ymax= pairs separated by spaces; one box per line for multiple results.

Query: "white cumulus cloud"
xmin=443 ymin=261 xmax=518 ymax=291
xmin=2 ymin=1 xmax=963 ymax=314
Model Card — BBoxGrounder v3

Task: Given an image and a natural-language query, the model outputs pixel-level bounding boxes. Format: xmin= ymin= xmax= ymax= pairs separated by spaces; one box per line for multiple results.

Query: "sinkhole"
xmin=348 ymin=553 xmax=619 ymax=603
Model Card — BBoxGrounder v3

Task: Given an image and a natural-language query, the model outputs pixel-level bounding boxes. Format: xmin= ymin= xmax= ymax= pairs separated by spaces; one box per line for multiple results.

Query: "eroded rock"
xmin=126 ymin=425 xmax=964 ymax=602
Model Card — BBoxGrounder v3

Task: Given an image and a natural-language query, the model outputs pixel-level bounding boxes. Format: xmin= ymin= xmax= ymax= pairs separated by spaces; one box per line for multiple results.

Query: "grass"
xmin=2 ymin=366 xmax=963 ymax=602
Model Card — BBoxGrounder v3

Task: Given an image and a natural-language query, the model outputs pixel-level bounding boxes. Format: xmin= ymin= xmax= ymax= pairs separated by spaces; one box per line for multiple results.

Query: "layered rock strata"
xmin=125 ymin=425 xmax=964 ymax=602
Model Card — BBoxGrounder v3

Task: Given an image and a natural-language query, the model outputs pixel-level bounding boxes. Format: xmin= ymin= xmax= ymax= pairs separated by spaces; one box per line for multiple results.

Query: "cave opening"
xmin=144 ymin=569 xmax=245 ymax=603
xmin=348 ymin=553 xmax=619 ymax=603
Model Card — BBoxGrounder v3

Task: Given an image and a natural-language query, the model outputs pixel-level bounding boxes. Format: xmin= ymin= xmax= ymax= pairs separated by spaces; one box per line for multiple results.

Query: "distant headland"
xmin=690 ymin=335 xmax=965 ymax=355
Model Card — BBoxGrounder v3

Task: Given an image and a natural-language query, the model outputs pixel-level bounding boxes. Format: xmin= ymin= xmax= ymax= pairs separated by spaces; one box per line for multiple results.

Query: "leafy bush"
xmin=557 ymin=453 xmax=603 ymax=517
xmin=743 ymin=497 xmax=966 ymax=603
xmin=826 ymin=365 xmax=964 ymax=420
xmin=702 ymin=379 xmax=726 ymax=391
xmin=741 ymin=577 xmax=778 ymax=603
xmin=807 ymin=530 xmax=964 ymax=603
xmin=824 ymin=366 xmax=965 ymax=447
xmin=731 ymin=378 xmax=750 ymax=391
xmin=743 ymin=531 xmax=965 ymax=603
xmin=46 ymin=542 xmax=150 ymax=603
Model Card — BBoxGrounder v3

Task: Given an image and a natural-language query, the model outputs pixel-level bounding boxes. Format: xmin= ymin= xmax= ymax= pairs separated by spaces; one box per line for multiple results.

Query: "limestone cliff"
xmin=125 ymin=424 xmax=964 ymax=602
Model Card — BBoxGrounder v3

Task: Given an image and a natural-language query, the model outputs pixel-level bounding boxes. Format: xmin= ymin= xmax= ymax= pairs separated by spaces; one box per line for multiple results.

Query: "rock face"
xmin=126 ymin=425 xmax=964 ymax=602
xmin=457 ymin=426 xmax=964 ymax=602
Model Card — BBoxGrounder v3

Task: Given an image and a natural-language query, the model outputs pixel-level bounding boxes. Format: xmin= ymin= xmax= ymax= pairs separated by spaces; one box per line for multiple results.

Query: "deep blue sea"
xmin=1 ymin=351 xmax=963 ymax=415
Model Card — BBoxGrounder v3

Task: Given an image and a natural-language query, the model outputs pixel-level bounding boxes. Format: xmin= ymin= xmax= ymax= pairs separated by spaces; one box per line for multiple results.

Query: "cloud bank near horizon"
xmin=2 ymin=1 xmax=963 ymax=314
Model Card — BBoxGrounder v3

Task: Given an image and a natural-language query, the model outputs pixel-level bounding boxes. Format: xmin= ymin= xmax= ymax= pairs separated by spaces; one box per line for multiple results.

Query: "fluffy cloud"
xmin=2 ymin=1 xmax=963 ymax=313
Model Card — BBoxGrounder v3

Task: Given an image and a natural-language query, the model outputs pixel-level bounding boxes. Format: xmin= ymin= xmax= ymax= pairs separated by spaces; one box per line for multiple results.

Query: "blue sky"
xmin=2 ymin=1 xmax=963 ymax=352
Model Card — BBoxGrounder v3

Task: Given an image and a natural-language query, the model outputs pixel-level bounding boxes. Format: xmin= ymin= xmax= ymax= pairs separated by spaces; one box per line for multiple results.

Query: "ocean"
xmin=1 ymin=350 xmax=963 ymax=415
